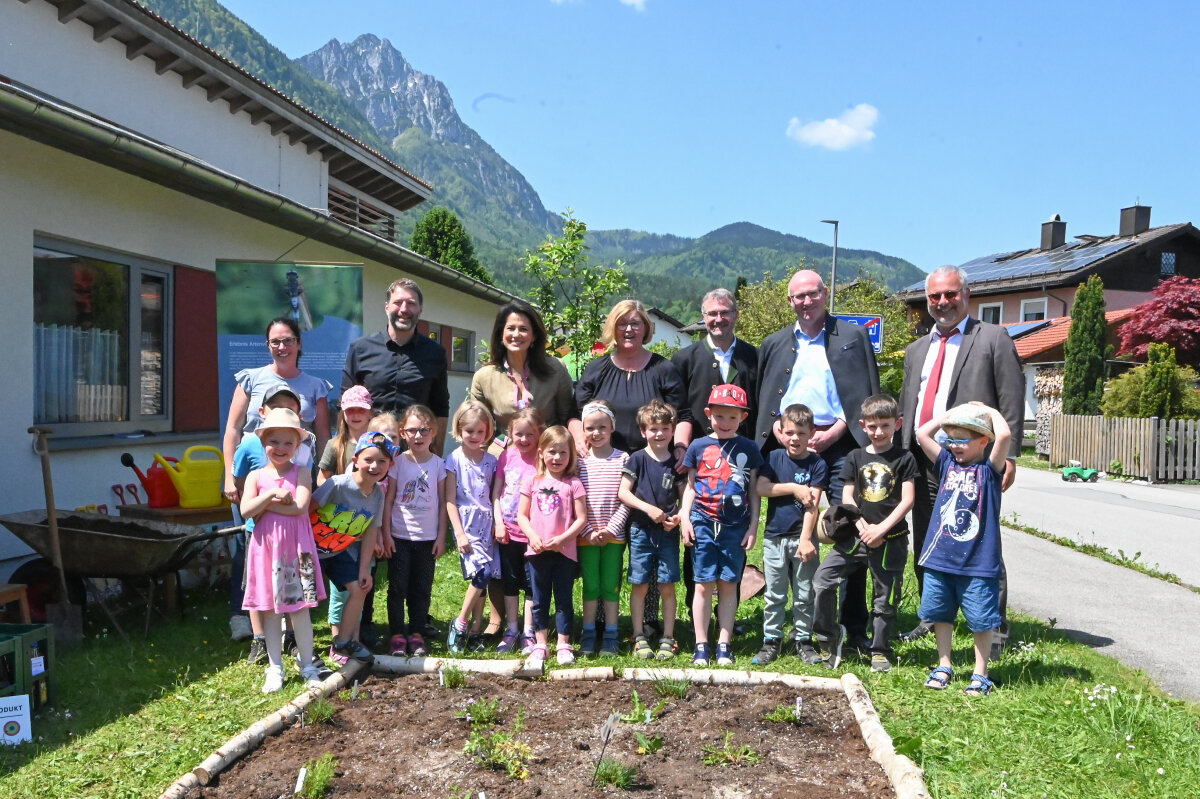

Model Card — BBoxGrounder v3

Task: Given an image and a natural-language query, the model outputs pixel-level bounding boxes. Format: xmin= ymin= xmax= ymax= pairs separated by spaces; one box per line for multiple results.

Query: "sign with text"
xmin=0 ymin=696 xmax=31 ymax=746
xmin=215 ymin=261 xmax=363 ymax=434
xmin=834 ymin=314 xmax=883 ymax=353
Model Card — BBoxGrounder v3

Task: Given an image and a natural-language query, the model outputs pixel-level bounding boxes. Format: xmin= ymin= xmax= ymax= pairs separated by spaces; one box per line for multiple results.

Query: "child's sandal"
xmin=964 ymin=673 xmax=994 ymax=697
xmin=633 ymin=636 xmax=654 ymax=660
xmin=924 ymin=665 xmax=953 ymax=690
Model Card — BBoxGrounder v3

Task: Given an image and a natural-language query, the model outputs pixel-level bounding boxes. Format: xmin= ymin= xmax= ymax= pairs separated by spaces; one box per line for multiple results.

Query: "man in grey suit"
xmin=756 ymin=269 xmax=880 ymax=650
xmin=898 ymin=265 xmax=1025 ymax=646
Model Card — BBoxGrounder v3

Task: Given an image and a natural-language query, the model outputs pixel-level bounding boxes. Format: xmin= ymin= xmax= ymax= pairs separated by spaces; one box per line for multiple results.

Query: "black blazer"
xmin=671 ymin=337 xmax=759 ymax=439
xmin=754 ymin=315 xmax=880 ymax=452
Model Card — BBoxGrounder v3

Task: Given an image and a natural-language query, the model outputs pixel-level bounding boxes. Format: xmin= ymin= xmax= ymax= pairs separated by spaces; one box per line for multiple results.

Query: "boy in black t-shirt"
xmin=753 ymin=404 xmax=827 ymax=665
xmin=619 ymin=401 xmax=685 ymax=660
xmin=813 ymin=395 xmax=917 ymax=672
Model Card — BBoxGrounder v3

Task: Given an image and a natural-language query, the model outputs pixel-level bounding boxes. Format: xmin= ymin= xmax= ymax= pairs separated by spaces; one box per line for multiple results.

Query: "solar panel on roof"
xmin=1003 ymin=320 xmax=1051 ymax=338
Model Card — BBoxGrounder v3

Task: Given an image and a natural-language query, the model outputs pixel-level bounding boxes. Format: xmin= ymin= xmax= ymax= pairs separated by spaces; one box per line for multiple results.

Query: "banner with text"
xmin=216 ymin=261 xmax=363 ymax=433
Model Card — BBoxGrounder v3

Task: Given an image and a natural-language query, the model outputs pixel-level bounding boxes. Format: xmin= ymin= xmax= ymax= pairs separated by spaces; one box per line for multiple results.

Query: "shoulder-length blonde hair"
xmin=535 ymin=425 xmax=578 ymax=477
xmin=600 ymin=299 xmax=654 ymax=349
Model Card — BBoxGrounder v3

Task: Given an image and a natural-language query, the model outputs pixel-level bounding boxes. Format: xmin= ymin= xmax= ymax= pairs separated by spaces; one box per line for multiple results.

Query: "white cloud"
xmin=786 ymin=103 xmax=878 ymax=151
xmin=620 ymin=0 xmax=647 ymax=9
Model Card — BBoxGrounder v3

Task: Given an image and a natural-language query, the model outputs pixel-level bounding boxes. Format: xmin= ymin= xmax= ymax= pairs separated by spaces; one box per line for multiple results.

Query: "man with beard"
xmin=342 ymin=278 xmax=450 ymax=454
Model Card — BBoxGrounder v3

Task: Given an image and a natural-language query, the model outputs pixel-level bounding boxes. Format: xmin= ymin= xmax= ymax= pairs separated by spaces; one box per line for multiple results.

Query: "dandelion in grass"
xmin=1157 ymin=768 xmax=1164 ymax=775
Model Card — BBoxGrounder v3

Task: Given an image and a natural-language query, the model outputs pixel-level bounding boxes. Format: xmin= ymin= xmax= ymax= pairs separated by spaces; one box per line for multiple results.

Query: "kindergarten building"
xmin=0 ymin=0 xmax=510 ymax=584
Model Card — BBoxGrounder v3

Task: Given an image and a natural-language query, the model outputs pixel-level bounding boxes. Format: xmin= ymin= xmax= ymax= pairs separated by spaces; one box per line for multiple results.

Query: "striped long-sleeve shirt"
xmin=579 ymin=450 xmax=631 ymax=543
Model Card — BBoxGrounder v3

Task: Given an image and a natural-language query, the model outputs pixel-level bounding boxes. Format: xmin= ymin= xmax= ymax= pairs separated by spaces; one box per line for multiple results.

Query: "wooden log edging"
xmin=840 ymin=673 xmax=930 ymax=799
xmin=157 ymin=659 xmax=369 ymax=799
xmin=549 ymin=666 xmax=616 ymax=681
xmin=622 ymin=666 xmax=843 ymax=691
xmin=369 ymin=653 xmax=543 ymax=679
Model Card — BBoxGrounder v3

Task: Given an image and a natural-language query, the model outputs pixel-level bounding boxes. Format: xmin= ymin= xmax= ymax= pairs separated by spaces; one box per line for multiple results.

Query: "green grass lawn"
xmin=1 ymin=542 xmax=1198 ymax=798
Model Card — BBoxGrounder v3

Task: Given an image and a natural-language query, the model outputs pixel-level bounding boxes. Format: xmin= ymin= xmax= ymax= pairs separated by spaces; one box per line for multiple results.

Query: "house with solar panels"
xmin=897 ymin=205 xmax=1200 ymax=441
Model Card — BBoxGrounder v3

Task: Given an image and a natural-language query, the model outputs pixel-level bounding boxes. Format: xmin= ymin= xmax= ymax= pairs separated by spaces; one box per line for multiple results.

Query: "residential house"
xmin=0 ymin=0 xmax=511 ymax=581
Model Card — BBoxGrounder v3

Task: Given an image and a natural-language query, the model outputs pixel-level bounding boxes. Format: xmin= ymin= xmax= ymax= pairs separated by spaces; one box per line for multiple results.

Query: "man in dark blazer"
xmin=672 ymin=287 xmax=759 ymax=447
xmin=898 ymin=265 xmax=1025 ymax=646
xmin=755 ymin=270 xmax=880 ymax=650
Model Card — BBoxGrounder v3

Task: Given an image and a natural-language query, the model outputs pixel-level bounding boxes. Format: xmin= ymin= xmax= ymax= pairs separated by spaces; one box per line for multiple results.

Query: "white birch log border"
xmin=547 ymin=666 xmax=616 ymax=681
xmin=157 ymin=659 xmax=369 ymax=799
xmin=370 ymin=653 xmax=543 ymax=679
xmin=840 ymin=673 xmax=931 ymax=799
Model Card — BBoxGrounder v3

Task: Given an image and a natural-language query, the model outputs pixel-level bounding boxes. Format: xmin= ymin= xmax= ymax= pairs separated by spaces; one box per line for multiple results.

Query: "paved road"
xmin=1003 ymin=528 xmax=1200 ymax=702
xmin=1002 ymin=467 xmax=1200 ymax=587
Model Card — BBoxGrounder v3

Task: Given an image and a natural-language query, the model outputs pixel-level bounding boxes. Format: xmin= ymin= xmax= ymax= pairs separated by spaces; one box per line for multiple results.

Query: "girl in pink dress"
xmin=240 ymin=407 xmax=326 ymax=694
xmin=491 ymin=407 xmax=544 ymax=653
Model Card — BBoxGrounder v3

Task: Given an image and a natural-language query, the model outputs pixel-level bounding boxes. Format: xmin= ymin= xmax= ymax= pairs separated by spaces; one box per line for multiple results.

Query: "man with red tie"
xmin=898 ymin=266 xmax=1024 ymax=646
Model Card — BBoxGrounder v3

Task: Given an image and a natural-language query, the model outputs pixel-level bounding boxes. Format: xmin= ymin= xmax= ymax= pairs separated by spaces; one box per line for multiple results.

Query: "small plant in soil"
xmin=634 ymin=731 xmax=663 ymax=755
xmin=298 ymin=752 xmax=337 ymax=798
xmin=652 ymin=677 xmax=690 ymax=699
xmin=463 ymin=727 xmax=532 ymax=779
xmin=593 ymin=758 xmax=639 ymax=789
xmin=441 ymin=665 xmax=468 ymax=688
xmin=702 ymin=731 xmax=764 ymax=766
xmin=456 ymin=697 xmax=504 ymax=726
xmin=303 ymin=697 xmax=336 ymax=726
xmin=763 ymin=703 xmax=803 ymax=725
xmin=619 ymin=689 xmax=668 ymax=724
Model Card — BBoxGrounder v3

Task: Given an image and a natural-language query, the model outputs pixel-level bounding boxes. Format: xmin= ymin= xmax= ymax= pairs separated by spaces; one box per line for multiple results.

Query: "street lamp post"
xmin=821 ymin=219 xmax=838 ymax=314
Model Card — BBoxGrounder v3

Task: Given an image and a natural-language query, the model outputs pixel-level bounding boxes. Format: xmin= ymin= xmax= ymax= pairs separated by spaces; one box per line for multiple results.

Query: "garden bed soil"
xmin=190 ymin=672 xmax=893 ymax=798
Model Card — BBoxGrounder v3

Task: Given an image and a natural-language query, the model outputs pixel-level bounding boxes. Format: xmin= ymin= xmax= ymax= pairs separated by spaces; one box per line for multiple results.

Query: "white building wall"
xmin=0 ymin=130 xmax=499 ymax=562
xmin=0 ymin=1 xmax=324 ymax=207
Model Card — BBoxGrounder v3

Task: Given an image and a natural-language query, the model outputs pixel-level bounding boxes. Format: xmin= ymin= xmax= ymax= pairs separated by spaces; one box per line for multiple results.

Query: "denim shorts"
xmin=628 ymin=524 xmax=681 ymax=585
xmin=321 ymin=550 xmax=360 ymax=591
xmin=918 ymin=568 xmax=1001 ymax=632
xmin=690 ymin=513 xmax=748 ymax=584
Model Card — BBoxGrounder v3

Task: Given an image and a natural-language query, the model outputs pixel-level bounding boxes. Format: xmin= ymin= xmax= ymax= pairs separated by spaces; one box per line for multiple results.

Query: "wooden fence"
xmin=1049 ymin=415 xmax=1200 ymax=481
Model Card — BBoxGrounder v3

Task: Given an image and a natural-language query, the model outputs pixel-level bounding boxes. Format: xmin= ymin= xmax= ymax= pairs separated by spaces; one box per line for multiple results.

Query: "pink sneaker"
xmin=520 ymin=633 xmax=536 ymax=655
xmin=328 ymin=645 xmax=348 ymax=667
xmin=407 ymin=633 xmax=428 ymax=657
xmin=389 ymin=634 xmax=407 ymax=657
xmin=497 ymin=629 xmax=519 ymax=653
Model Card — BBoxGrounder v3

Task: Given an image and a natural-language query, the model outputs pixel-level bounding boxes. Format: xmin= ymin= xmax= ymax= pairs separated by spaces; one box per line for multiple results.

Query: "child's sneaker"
xmin=655 ymin=637 xmax=678 ymax=661
xmin=246 ymin=636 xmax=267 ymax=665
xmin=447 ymin=622 xmax=466 ymax=654
xmin=796 ymin=638 xmax=824 ymax=666
xmin=497 ymin=629 xmax=519 ymax=653
xmin=261 ymin=665 xmax=284 ymax=694
xmin=870 ymin=654 xmax=893 ymax=673
xmin=822 ymin=624 xmax=846 ymax=670
xmin=752 ymin=638 xmax=781 ymax=665
xmin=308 ymin=651 xmax=334 ymax=680
xmin=407 ymin=633 xmax=428 ymax=657
xmin=556 ymin=643 xmax=575 ymax=665
xmin=520 ymin=632 xmax=537 ymax=655
xmin=389 ymin=634 xmax=408 ymax=657
xmin=328 ymin=645 xmax=349 ymax=667
xmin=527 ymin=644 xmax=548 ymax=669
xmin=468 ymin=633 xmax=487 ymax=653
xmin=332 ymin=638 xmax=374 ymax=663
xmin=579 ymin=627 xmax=597 ymax=656
xmin=599 ymin=628 xmax=620 ymax=657
xmin=692 ymin=642 xmax=711 ymax=667
xmin=633 ymin=635 xmax=654 ymax=660
xmin=716 ymin=642 xmax=734 ymax=667
xmin=299 ymin=663 xmax=323 ymax=686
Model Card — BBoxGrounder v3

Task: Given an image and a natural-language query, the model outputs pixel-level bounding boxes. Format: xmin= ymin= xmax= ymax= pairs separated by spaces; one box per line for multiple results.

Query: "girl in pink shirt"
xmin=492 ymin=408 xmax=544 ymax=653
xmin=518 ymin=425 xmax=587 ymax=668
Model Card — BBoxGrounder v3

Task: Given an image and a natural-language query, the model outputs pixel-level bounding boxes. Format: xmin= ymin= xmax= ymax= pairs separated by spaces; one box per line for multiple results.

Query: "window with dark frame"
xmin=33 ymin=240 xmax=172 ymax=435
xmin=1162 ymin=252 xmax=1177 ymax=275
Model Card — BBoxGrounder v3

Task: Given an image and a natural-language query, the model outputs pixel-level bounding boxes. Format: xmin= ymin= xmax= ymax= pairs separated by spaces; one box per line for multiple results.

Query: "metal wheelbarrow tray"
xmin=0 ymin=510 xmax=233 ymax=578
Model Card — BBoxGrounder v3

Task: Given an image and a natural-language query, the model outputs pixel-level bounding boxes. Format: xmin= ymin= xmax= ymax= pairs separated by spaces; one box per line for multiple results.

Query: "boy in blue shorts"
xmin=914 ymin=403 xmax=1011 ymax=697
xmin=681 ymin=384 xmax=763 ymax=667
xmin=619 ymin=400 xmax=685 ymax=660
xmin=753 ymin=403 xmax=827 ymax=665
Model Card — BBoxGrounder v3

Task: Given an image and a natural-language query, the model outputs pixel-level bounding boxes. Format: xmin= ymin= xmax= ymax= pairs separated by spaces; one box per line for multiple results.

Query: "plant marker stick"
xmin=294 ymin=766 xmax=307 ymax=795
xmin=352 ymin=680 xmax=359 ymax=700
xmin=592 ymin=712 xmax=621 ymax=786
xmin=795 ymin=696 xmax=804 ymax=720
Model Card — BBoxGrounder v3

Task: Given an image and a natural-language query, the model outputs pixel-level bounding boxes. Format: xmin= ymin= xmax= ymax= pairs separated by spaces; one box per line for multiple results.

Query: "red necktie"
xmin=918 ymin=332 xmax=950 ymax=427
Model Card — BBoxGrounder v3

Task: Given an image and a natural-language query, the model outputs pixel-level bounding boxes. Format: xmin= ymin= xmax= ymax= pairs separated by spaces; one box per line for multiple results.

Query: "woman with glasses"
xmin=222 ymin=316 xmax=332 ymax=503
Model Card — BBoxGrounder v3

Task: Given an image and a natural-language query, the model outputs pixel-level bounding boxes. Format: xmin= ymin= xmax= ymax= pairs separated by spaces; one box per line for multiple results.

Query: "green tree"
xmin=1139 ymin=343 xmax=1179 ymax=418
xmin=1100 ymin=356 xmax=1200 ymax=420
xmin=1062 ymin=275 xmax=1109 ymax=415
xmin=410 ymin=207 xmax=492 ymax=285
xmin=834 ymin=273 xmax=917 ymax=399
xmin=734 ymin=270 xmax=795 ymax=346
xmin=524 ymin=210 xmax=629 ymax=379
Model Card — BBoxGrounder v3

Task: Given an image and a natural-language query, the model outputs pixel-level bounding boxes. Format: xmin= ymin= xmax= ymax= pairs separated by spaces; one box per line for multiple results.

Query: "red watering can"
xmin=120 ymin=452 xmax=180 ymax=508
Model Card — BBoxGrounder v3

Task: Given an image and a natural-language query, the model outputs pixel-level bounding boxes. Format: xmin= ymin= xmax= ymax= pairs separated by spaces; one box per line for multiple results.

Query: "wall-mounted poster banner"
xmin=215 ymin=261 xmax=363 ymax=433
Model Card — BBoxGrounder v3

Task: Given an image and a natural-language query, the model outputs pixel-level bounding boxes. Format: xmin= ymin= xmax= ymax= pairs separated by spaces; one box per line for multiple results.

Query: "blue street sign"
xmin=834 ymin=314 xmax=883 ymax=353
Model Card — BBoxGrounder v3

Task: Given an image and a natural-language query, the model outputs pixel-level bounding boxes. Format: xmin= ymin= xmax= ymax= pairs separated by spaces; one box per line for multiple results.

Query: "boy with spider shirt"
xmin=914 ymin=402 xmax=1010 ymax=697
xmin=680 ymin=384 xmax=763 ymax=667
xmin=813 ymin=394 xmax=916 ymax=672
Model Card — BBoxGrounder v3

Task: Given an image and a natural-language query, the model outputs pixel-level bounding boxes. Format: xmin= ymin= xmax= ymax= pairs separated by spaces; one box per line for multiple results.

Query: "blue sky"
xmin=219 ymin=0 xmax=1200 ymax=272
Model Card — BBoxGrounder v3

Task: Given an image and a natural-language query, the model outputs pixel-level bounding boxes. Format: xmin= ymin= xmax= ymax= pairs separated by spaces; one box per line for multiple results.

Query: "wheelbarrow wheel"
xmin=8 ymin=558 xmax=86 ymax=623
